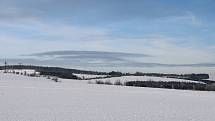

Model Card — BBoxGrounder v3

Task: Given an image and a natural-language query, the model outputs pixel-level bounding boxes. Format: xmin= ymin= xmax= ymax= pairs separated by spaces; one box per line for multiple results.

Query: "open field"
xmin=93 ymin=75 xmax=205 ymax=84
xmin=0 ymin=73 xmax=215 ymax=121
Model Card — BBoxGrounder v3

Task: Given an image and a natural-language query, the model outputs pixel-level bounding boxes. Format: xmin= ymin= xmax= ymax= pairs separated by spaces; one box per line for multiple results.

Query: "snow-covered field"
xmin=209 ymin=73 xmax=215 ymax=81
xmin=0 ymin=73 xmax=215 ymax=121
xmin=94 ymin=76 xmax=204 ymax=84
xmin=73 ymin=73 xmax=107 ymax=79
xmin=0 ymin=69 xmax=40 ymax=75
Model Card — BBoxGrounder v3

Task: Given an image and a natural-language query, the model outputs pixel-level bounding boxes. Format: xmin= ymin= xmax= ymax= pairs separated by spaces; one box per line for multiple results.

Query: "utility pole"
xmin=4 ymin=61 xmax=7 ymax=73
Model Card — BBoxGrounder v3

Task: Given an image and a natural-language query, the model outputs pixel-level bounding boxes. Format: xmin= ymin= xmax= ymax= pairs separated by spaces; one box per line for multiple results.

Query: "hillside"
xmin=0 ymin=73 xmax=215 ymax=121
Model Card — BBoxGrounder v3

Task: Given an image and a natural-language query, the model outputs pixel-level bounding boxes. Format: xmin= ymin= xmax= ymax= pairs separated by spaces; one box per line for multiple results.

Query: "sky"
xmin=0 ymin=0 xmax=215 ymax=64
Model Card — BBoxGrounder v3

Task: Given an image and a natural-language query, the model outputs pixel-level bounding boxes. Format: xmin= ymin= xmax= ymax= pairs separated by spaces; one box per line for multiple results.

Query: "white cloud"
xmin=104 ymin=36 xmax=215 ymax=64
xmin=0 ymin=11 xmax=214 ymax=64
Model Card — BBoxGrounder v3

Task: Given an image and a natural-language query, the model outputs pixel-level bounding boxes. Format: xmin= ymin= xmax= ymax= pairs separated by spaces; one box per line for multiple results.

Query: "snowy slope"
xmin=73 ymin=73 xmax=107 ymax=79
xmin=93 ymin=76 xmax=204 ymax=84
xmin=209 ymin=73 xmax=215 ymax=81
xmin=0 ymin=73 xmax=215 ymax=121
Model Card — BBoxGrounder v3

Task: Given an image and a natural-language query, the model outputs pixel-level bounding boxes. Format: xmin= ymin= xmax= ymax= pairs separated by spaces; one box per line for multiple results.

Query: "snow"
xmin=0 ymin=69 xmax=40 ymax=75
xmin=94 ymin=76 xmax=204 ymax=84
xmin=209 ymin=73 xmax=215 ymax=81
xmin=73 ymin=73 xmax=107 ymax=79
xmin=0 ymin=73 xmax=215 ymax=121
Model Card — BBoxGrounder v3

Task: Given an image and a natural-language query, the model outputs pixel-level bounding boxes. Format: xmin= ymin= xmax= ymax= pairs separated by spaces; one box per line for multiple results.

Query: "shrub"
xmin=95 ymin=80 xmax=104 ymax=84
xmin=104 ymin=80 xmax=113 ymax=85
xmin=40 ymin=71 xmax=78 ymax=79
xmin=205 ymin=84 xmax=215 ymax=91
xmin=87 ymin=81 xmax=93 ymax=84
xmin=124 ymin=81 xmax=210 ymax=91
xmin=94 ymin=80 xmax=113 ymax=85
xmin=108 ymin=71 xmax=123 ymax=76
xmin=52 ymin=77 xmax=59 ymax=82
xmin=114 ymin=80 xmax=123 ymax=86
xmin=47 ymin=76 xmax=51 ymax=79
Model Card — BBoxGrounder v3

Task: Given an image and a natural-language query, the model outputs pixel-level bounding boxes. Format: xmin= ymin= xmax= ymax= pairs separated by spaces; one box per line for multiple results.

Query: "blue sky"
xmin=0 ymin=0 xmax=215 ymax=64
